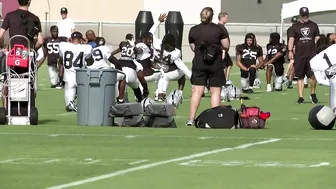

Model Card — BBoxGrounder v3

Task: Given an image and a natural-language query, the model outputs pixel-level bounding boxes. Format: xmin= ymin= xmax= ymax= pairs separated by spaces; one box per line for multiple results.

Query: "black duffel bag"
xmin=195 ymin=105 xmax=241 ymax=129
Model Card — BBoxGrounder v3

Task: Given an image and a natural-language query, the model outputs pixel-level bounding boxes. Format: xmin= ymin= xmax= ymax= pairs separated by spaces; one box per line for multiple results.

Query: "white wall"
xmin=144 ymin=0 xmax=221 ymax=24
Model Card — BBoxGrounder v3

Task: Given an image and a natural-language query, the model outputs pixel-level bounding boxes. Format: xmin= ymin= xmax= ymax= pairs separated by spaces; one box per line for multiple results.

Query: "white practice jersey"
xmin=59 ymin=42 xmax=92 ymax=74
xmin=310 ymin=44 xmax=336 ymax=86
xmin=135 ymin=42 xmax=152 ymax=61
xmin=89 ymin=45 xmax=111 ymax=69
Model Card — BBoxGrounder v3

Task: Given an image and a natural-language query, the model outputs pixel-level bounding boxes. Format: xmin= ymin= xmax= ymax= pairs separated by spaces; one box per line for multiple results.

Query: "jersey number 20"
xmin=121 ymin=47 xmax=134 ymax=57
xmin=64 ymin=51 xmax=84 ymax=69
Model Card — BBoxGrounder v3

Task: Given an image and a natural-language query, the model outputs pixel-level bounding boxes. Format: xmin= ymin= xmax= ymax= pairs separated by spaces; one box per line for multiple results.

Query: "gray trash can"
xmin=76 ymin=69 xmax=117 ymax=126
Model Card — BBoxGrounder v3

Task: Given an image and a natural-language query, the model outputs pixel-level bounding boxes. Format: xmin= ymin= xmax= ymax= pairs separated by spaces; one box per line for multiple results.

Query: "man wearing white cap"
xmin=57 ymin=7 xmax=75 ymax=39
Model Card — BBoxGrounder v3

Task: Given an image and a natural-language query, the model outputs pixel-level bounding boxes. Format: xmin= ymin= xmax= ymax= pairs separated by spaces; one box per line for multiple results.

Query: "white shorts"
xmin=145 ymin=72 xmax=161 ymax=82
xmin=48 ymin=65 xmax=59 ymax=85
xmin=162 ymin=69 xmax=184 ymax=81
xmin=122 ymin=67 xmax=139 ymax=89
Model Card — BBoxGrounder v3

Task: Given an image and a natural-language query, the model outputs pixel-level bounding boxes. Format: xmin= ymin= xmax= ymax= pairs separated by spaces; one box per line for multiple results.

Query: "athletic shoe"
xmin=186 ymin=119 xmax=194 ymax=126
xmin=310 ymin=94 xmax=318 ymax=104
xmin=297 ymin=97 xmax=304 ymax=104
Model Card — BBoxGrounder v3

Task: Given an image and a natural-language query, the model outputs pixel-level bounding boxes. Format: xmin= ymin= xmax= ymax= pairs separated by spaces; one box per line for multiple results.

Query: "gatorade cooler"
xmin=7 ymin=44 xmax=29 ymax=68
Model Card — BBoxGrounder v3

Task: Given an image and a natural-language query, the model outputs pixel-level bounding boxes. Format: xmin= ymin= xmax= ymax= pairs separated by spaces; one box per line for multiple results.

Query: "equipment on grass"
xmin=166 ymin=90 xmax=183 ymax=108
xmin=109 ymin=103 xmax=144 ymax=127
xmin=0 ymin=35 xmax=38 ymax=125
xmin=253 ymin=78 xmax=262 ymax=88
xmin=195 ymin=105 xmax=240 ymax=129
xmin=239 ymin=97 xmax=270 ymax=129
xmin=308 ymin=105 xmax=336 ymax=130
xmin=135 ymin=11 xmax=154 ymax=41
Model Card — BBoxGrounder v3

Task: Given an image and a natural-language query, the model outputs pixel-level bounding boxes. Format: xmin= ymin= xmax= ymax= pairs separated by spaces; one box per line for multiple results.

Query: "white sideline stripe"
xmin=128 ymin=160 xmax=149 ymax=165
xmin=0 ymin=158 xmax=25 ymax=163
xmin=44 ymin=159 xmax=60 ymax=163
xmin=0 ymin=132 xmax=334 ymax=141
xmin=46 ymin=138 xmax=280 ymax=189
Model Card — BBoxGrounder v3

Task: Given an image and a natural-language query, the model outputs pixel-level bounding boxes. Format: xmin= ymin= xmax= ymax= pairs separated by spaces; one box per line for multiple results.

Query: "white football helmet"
xmin=227 ymin=85 xmax=241 ymax=100
xmin=166 ymin=90 xmax=183 ymax=108
xmin=253 ymin=78 xmax=262 ymax=88
xmin=141 ymin=97 xmax=155 ymax=110
xmin=220 ymin=86 xmax=229 ymax=102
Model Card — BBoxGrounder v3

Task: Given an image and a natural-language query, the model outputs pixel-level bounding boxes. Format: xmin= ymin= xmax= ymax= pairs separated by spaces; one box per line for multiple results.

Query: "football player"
xmin=236 ymin=33 xmax=263 ymax=93
xmin=112 ymin=33 xmax=150 ymax=98
xmin=310 ymin=44 xmax=336 ymax=111
xmin=149 ymin=13 xmax=191 ymax=101
xmin=59 ymin=32 xmax=92 ymax=112
xmin=256 ymin=32 xmax=286 ymax=92
xmin=37 ymin=26 xmax=68 ymax=89
xmin=109 ymin=38 xmax=144 ymax=103
xmin=88 ymin=37 xmax=127 ymax=103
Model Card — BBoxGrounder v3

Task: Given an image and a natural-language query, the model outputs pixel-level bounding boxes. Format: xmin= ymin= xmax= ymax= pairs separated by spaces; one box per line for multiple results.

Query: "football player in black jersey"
xmin=111 ymin=34 xmax=149 ymax=99
xmin=37 ymin=25 xmax=68 ymax=88
xmin=236 ymin=33 xmax=264 ymax=93
xmin=256 ymin=32 xmax=287 ymax=92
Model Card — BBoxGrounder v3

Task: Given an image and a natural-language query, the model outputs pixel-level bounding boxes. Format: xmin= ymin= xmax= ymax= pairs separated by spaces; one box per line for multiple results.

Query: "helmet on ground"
xmin=166 ymin=90 xmax=183 ymax=108
xmin=141 ymin=97 xmax=155 ymax=110
xmin=308 ymin=105 xmax=336 ymax=130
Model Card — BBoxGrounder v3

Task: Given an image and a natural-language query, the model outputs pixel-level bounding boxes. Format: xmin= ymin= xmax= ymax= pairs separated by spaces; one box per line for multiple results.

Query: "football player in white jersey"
xmin=310 ymin=44 xmax=336 ymax=111
xmin=112 ymin=34 xmax=150 ymax=98
xmin=149 ymin=13 xmax=192 ymax=101
xmin=88 ymin=37 xmax=127 ymax=103
xmin=59 ymin=32 xmax=92 ymax=112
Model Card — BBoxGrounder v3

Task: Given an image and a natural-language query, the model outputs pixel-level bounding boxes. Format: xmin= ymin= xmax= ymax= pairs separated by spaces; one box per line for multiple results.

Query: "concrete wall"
xmin=28 ymin=0 xmax=144 ymax=22
xmin=221 ymin=0 xmax=336 ymax=24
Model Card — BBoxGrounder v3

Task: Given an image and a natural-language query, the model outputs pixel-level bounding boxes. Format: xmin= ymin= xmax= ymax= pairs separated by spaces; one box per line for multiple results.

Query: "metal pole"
xmin=45 ymin=12 xmax=48 ymax=36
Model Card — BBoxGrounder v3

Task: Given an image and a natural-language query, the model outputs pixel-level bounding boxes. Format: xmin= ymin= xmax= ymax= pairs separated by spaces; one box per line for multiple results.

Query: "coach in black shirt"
xmin=288 ymin=7 xmax=319 ymax=104
xmin=218 ymin=12 xmax=233 ymax=82
xmin=186 ymin=7 xmax=229 ymax=126
xmin=0 ymin=0 xmax=43 ymax=50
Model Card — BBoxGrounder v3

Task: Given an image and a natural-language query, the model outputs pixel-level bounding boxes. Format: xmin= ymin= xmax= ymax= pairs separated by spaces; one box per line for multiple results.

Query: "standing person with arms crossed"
xmin=218 ymin=12 xmax=233 ymax=84
xmin=187 ymin=7 xmax=230 ymax=126
xmin=57 ymin=7 xmax=75 ymax=40
xmin=0 ymin=0 xmax=43 ymax=108
xmin=288 ymin=7 xmax=319 ymax=104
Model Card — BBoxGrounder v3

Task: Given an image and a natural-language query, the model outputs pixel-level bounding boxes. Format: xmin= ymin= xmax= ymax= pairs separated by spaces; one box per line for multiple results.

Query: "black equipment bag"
xmin=144 ymin=116 xmax=177 ymax=128
xmin=195 ymin=105 xmax=241 ymax=129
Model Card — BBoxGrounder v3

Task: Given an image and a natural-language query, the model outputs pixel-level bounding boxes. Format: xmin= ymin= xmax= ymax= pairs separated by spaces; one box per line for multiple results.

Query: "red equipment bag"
xmin=7 ymin=44 xmax=29 ymax=68
xmin=240 ymin=106 xmax=270 ymax=129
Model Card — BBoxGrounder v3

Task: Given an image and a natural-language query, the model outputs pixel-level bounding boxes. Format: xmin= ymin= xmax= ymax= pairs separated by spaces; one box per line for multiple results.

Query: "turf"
xmin=0 ymin=64 xmax=335 ymax=189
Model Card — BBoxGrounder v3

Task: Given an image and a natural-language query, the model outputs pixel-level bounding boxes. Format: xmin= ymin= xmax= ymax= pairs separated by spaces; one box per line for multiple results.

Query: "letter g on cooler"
xmin=14 ymin=59 xmax=20 ymax=66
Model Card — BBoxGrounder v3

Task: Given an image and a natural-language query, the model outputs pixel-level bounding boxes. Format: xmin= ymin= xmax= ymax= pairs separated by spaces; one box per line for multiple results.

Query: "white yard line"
xmin=128 ymin=160 xmax=149 ymax=165
xmin=46 ymin=138 xmax=280 ymax=189
xmin=0 ymin=132 xmax=334 ymax=141
xmin=0 ymin=158 xmax=25 ymax=163
xmin=43 ymin=159 xmax=60 ymax=163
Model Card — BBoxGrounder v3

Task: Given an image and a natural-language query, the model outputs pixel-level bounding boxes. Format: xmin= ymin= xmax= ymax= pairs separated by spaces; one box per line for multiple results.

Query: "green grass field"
xmin=0 ymin=64 xmax=335 ymax=189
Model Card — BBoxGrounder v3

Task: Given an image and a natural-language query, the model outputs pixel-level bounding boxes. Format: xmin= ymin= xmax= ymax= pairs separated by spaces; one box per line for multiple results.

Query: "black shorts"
xmin=267 ymin=62 xmax=284 ymax=76
xmin=222 ymin=53 xmax=233 ymax=68
xmin=191 ymin=56 xmax=225 ymax=87
xmin=240 ymin=61 xmax=255 ymax=78
xmin=294 ymin=57 xmax=313 ymax=79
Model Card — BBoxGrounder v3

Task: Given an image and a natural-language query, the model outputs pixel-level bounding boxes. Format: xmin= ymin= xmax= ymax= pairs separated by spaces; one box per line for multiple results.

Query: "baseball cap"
xmin=291 ymin=16 xmax=298 ymax=23
xmin=71 ymin=32 xmax=83 ymax=39
xmin=299 ymin=7 xmax=309 ymax=16
xmin=60 ymin=7 xmax=68 ymax=14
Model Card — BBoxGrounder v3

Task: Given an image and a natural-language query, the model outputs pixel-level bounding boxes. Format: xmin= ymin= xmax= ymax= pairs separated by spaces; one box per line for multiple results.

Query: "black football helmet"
xmin=95 ymin=37 xmax=106 ymax=47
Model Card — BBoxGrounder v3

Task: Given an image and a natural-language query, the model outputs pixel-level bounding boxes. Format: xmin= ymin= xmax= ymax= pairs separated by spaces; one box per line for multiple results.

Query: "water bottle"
xmin=22 ymin=49 xmax=28 ymax=59
xmin=16 ymin=47 xmax=22 ymax=56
